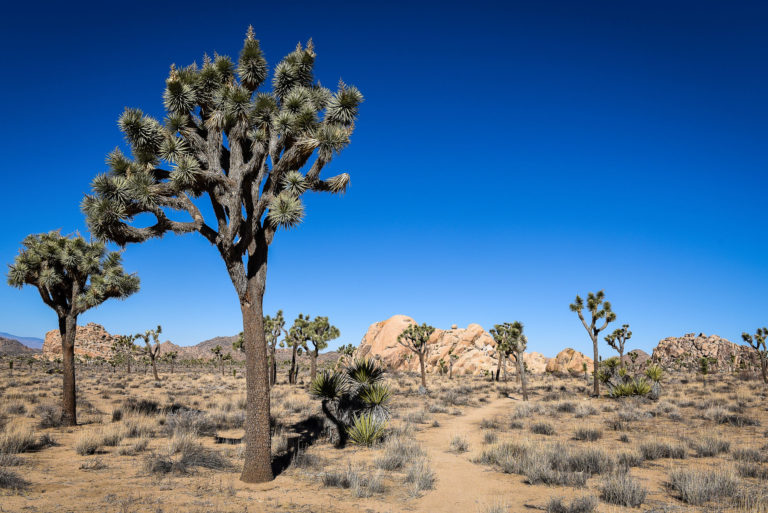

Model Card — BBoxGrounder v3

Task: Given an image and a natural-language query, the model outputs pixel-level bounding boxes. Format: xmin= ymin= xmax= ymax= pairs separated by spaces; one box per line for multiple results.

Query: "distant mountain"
xmin=0 ymin=332 xmax=44 ymax=349
xmin=0 ymin=336 xmax=40 ymax=356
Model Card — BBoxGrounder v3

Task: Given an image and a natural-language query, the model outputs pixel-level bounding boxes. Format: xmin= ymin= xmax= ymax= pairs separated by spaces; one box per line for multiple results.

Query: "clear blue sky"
xmin=1 ymin=1 xmax=766 ymax=357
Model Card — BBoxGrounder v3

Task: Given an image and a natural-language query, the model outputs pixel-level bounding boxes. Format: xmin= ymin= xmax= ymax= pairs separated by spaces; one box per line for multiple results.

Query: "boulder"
xmin=42 ymin=323 xmax=116 ymax=360
xmin=356 ymin=315 xmax=549 ymax=376
xmin=651 ymin=333 xmax=757 ymax=372
xmin=545 ymin=348 xmax=593 ymax=374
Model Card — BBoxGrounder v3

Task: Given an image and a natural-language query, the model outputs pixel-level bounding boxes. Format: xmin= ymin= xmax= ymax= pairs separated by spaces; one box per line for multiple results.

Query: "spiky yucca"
xmin=570 ymin=290 xmax=617 ymax=396
xmin=7 ymin=231 xmax=139 ymax=425
xmin=81 ymin=28 xmax=362 ymax=483
xmin=310 ymin=358 xmax=391 ymax=448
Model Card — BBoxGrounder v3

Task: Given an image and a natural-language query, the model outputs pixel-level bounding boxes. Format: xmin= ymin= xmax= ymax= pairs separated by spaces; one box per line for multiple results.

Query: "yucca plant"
xmin=310 ymin=358 xmax=391 ymax=448
xmin=347 ymin=413 xmax=387 ymax=446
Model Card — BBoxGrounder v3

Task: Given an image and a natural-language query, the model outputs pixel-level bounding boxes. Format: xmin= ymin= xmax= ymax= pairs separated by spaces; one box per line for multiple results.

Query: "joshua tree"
xmin=570 ymin=290 xmax=616 ymax=397
xmin=307 ymin=316 xmax=340 ymax=380
xmin=111 ymin=335 xmax=138 ymax=374
xmin=135 ymin=325 xmax=162 ymax=381
xmin=264 ymin=310 xmax=285 ymax=387
xmin=396 ymin=323 xmax=435 ymax=389
xmin=284 ymin=314 xmax=311 ymax=384
xmin=81 ymin=29 xmax=361 ymax=482
xmin=448 ymin=347 xmax=458 ymax=380
xmin=163 ymin=350 xmax=178 ymax=374
xmin=7 ymin=232 xmax=139 ymax=425
xmin=605 ymin=324 xmax=631 ymax=366
xmin=491 ymin=322 xmax=528 ymax=400
xmin=490 ymin=327 xmax=511 ymax=382
xmin=338 ymin=343 xmax=356 ymax=357
xmin=210 ymin=345 xmax=225 ymax=376
xmin=741 ymin=328 xmax=767 ymax=383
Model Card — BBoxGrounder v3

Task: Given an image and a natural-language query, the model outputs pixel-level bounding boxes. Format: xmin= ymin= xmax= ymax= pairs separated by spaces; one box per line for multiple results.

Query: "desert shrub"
xmin=618 ymin=434 xmax=630 ymax=443
xmin=74 ymin=432 xmax=102 ymax=456
xmin=374 ymin=436 xmax=424 ymax=470
xmin=34 ymin=404 xmax=64 ymax=428
xmin=617 ymin=451 xmax=644 ymax=469
xmin=404 ymin=459 xmax=435 ymax=496
xmin=427 ymin=403 xmax=448 ymax=414
xmin=737 ymin=462 xmax=768 ymax=479
xmin=573 ymin=428 xmax=601 ymax=441
xmin=291 ymin=449 xmax=325 ymax=470
xmin=555 ymin=402 xmax=576 ymax=413
xmin=99 ymin=425 xmax=125 ymax=447
xmin=0 ymin=467 xmax=29 ymax=490
xmin=347 ymin=413 xmax=386 ymax=446
xmin=124 ymin=415 xmax=155 ymax=438
xmin=555 ymin=446 xmax=614 ymax=475
xmin=145 ymin=435 xmax=230 ymax=474
xmin=546 ymin=495 xmax=598 ymax=513
xmin=531 ymin=422 xmax=555 ymax=435
xmin=122 ymin=398 xmax=160 ymax=415
xmin=703 ymin=406 xmax=760 ymax=427
xmin=4 ymin=402 xmax=26 ymax=416
xmin=599 ymin=472 xmax=647 ymax=507
xmin=574 ymin=404 xmax=597 ymax=418
xmin=118 ymin=436 xmax=149 ymax=456
xmin=667 ymin=467 xmax=739 ymax=505
xmin=449 ymin=434 xmax=469 ymax=453
xmin=111 ymin=408 xmax=123 ymax=422
xmin=639 ymin=440 xmax=687 ymax=460
xmin=689 ymin=436 xmax=730 ymax=457
xmin=481 ymin=500 xmax=510 ymax=513
xmin=480 ymin=417 xmax=502 ymax=430
xmin=79 ymin=457 xmax=107 ymax=471
xmin=512 ymin=403 xmax=542 ymax=419
xmin=483 ymin=430 xmax=498 ymax=444
xmin=164 ymin=410 xmax=216 ymax=437
xmin=0 ymin=424 xmax=36 ymax=454
xmin=353 ymin=470 xmax=385 ymax=498
xmin=732 ymin=448 xmax=765 ymax=463
xmin=476 ymin=441 xmax=588 ymax=487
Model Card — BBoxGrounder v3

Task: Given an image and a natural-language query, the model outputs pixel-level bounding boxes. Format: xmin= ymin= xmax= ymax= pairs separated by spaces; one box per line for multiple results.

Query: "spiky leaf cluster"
xmin=397 ymin=323 xmax=435 ymax=354
xmin=308 ymin=315 xmax=340 ymax=352
xmin=490 ymin=321 xmax=526 ymax=358
xmin=605 ymin=324 xmax=631 ymax=357
xmin=7 ymin=231 xmax=139 ymax=317
xmin=570 ymin=290 xmax=617 ymax=336
xmin=82 ymin=29 xmax=362 ymax=300
xmin=742 ymin=328 xmax=767 ymax=355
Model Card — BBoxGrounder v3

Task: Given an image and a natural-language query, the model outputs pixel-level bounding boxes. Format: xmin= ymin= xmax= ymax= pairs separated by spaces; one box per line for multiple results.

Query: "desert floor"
xmin=1 ymin=364 xmax=767 ymax=513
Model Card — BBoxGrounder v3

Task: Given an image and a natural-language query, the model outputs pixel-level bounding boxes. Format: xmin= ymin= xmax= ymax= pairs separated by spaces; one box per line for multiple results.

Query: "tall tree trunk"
xmin=760 ymin=355 xmax=767 ymax=384
xmin=418 ymin=352 xmax=427 ymax=389
xmin=502 ymin=354 xmax=508 ymax=382
xmin=269 ymin=343 xmax=277 ymax=387
xmin=289 ymin=345 xmax=297 ymax=384
xmin=310 ymin=349 xmax=318 ymax=381
xmin=592 ymin=335 xmax=600 ymax=397
xmin=239 ymin=272 xmax=273 ymax=483
xmin=151 ymin=356 xmax=159 ymax=381
xmin=59 ymin=315 xmax=78 ymax=426
xmin=517 ymin=351 xmax=529 ymax=401
xmin=321 ymin=399 xmax=347 ymax=448
xmin=495 ymin=352 xmax=502 ymax=382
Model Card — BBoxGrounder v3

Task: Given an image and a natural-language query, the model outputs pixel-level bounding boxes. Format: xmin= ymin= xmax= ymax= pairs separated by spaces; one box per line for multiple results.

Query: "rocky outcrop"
xmin=0 ymin=336 xmax=40 ymax=356
xmin=651 ymin=333 xmax=756 ymax=372
xmin=356 ymin=315 xmax=549 ymax=376
xmin=42 ymin=323 xmax=116 ymax=359
xmin=545 ymin=348 xmax=593 ymax=374
xmin=622 ymin=349 xmax=651 ymax=368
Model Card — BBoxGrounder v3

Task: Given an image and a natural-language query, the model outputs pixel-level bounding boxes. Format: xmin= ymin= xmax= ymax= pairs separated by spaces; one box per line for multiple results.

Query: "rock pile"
xmin=42 ymin=323 xmax=116 ymax=359
xmin=651 ymin=333 xmax=756 ymax=372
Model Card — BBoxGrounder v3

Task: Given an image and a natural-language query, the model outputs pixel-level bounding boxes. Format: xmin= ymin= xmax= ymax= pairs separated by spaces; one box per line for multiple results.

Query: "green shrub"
xmin=347 ymin=414 xmax=386 ymax=447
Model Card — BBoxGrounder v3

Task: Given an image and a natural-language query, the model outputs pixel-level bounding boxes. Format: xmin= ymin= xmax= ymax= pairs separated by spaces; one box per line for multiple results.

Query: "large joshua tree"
xmin=307 ymin=316 xmax=340 ymax=380
xmin=570 ymin=290 xmax=616 ymax=397
xmin=81 ymin=30 xmax=362 ymax=482
xmin=490 ymin=321 xmax=528 ymax=400
xmin=604 ymin=324 xmax=631 ymax=366
xmin=397 ymin=323 xmax=435 ymax=389
xmin=6 ymin=232 xmax=139 ymax=425
xmin=742 ymin=328 xmax=768 ymax=384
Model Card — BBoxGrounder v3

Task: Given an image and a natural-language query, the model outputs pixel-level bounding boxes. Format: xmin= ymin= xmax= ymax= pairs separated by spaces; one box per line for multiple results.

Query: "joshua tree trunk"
xmin=502 ymin=354 xmax=508 ymax=382
xmin=310 ymin=349 xmax=318 ymax=381
xmin=591 ymin=333 xmax=599 ymax=397
xmin=760 ymin=356 xmax=767 ymax=384
xmin=418 ymin=352 xmax=427 ymax=388
xmin=58 ymin=314 xmax=78 ymax=426
xmin=321 ymin=399 xmax=347 ymax=448
xmin=269 ymin=343 xmax=277 ymax=387
xmin=289 ymin=344 xmax=298 ymax=385
xmin=516 ymin=351 xmax=529 ymax=401
xmin=150 ymin=355 xmax=159 ymax=381
xmin=495 ymin=352 xmax=502 ymax=382
xmin=449 ymin=359 xmax=453 ymax=380
xmin=238 ymin=261 xmax=273 ymax=483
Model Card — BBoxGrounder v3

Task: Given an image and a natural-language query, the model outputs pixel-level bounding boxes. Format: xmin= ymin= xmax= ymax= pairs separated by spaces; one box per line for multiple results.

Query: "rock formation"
xmin=651 ymin=333 xmax=756 ymax=372
xmin=544 ymin=348 xmax=593 ymax=374
xmin=356 ymin=315 xmax=549 ymax=376
xmin=42 ymin=323 xmax=116 ymax=360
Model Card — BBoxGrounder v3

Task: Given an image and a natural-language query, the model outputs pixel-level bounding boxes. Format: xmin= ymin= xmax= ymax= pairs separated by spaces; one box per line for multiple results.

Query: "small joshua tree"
xmin=283 ymin=314 xmax=312 ymax=384
xmin=264 ymin=310 xmax=285 ymax=386
xmin=163 ymin=350 xmax=178 ymax=374
xmin=570 ymin=290 xmax=616 ymax=396
xmin=112 ymin=335 xmax=138 ymax=374
xmin=490 ymin=326 xmax=510 ymax=382
xmin=605 ymin=324 xmax=631 ymax=366
xmin=307 ymin=316 xmax=340 ymax=381
xmin=135 ymin=325 xmax=162 ymax=381
xmin=7 ymin=232 xmax=139 ymax=425
xmin=210 ymin=345 xmax=225 ymax=376
xmin=81 ymin=28 xmax=362 ymax=483
xmin=397 ymin=323 xmax=435 ymax=389
xmin=741 ymin=328 xmax=767 ymax=383
xmin=491 ymin=322 xmax=529 ymax=400
xmin=338 ymin=344 xmax=356 ymax=357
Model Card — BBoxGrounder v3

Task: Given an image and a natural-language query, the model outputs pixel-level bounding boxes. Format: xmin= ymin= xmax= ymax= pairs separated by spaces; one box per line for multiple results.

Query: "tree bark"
xmin=59 ymin=315 xmax=78 ymax=426
xmin=517 ymin=351 xmax=529 ymax=401
xmin=239 ymin=261 xmax=273 ymax=483
xmin=495 ymin=352 xmax=502 ymax=382
xmin=760 ymin=355 xmax=767 ymax=384
xmin=321 ymin=399 xmax=347 ymax=448
xmin=150 ymin=355 xmax=159 ymax=381
xmin=289 ymin=344 xmax=297 ymax=385
xmin=418 ymin=352 xmax=427 ymax=389
xmin=591 ymin=334 xmax=600 ymax=397
xmin=310 ymin=349 xmax=318 ymax=382
xmin=269 ymin=344 xmax=277 ymax=386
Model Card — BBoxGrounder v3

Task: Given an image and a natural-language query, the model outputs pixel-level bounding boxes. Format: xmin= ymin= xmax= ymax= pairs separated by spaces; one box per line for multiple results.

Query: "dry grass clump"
xmin=404 ymin=458 xmax=436 ymax=496
xmin=573 ymin=427 xmax=601 ymax=441
xmin=0 ymin=467 xmax=29 ymax=490
xmin=321 ymin=463 xmax=386 ymax=498
xmin=79 ymin=457 xmax=107 ymax=471
xmin=374 ymin=435 xmax=424 ymax=471
xmin=449 ymin=434 xmax=469 ymax=453
xmin=545 ymin=495 xmax=597 ymax=513
xmin=0 ymin=423 xmax=37 ymax=454
xmin=74 ymin=431 xmax=102 ymax=455
xmin=666 ymin=467 xmax=739 ymax=505
xmin=530 ymin=422 xmax=555 ymax=435
xmin=33 ymin=404 xmax=64 ymax=428
xmin=689 ymin=435 xmax=730 ymax=457
xmin=639 ymin=439 xmax=687 ymax=460
xmin=164 ymin=409 xmax=216 ymax=437
xmin=144 ymin=433 xmax=230 ymax=475
xmin=599 ymin=472 xmax=647 ymax=507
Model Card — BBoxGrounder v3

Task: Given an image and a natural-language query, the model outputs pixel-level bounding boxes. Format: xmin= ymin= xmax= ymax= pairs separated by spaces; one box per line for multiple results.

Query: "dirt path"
xmin=410 ymin=396 xmax=539 ymax=512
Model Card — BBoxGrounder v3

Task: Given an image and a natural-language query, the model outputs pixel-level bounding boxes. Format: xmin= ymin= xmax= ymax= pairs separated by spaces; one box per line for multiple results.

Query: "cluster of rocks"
xmin=42 ymin=323 xmax=116 ymax=359
xmin=651 ymin=333 xmax=757 ymax=372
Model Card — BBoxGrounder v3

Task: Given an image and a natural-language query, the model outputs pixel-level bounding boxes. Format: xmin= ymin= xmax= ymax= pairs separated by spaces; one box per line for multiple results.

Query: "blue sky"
xmin=1 ymin=1 xmax=766 ymax=357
